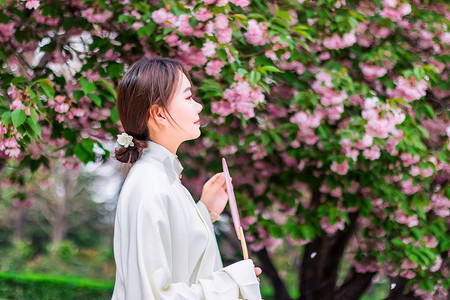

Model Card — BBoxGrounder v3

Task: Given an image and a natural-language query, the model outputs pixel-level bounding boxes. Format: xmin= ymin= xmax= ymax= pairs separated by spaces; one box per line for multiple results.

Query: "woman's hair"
xmin=115 ymin=57 xmax=191 ymax=164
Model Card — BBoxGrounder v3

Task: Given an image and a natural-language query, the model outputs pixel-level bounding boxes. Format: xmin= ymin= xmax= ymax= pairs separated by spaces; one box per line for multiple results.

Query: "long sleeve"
xmin=113 ymin=187 xmax=262 ymax=300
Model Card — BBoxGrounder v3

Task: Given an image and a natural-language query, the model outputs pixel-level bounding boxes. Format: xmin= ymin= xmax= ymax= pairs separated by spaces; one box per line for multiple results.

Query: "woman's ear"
xmin=148 ymin=104 xmax=168 ymax=128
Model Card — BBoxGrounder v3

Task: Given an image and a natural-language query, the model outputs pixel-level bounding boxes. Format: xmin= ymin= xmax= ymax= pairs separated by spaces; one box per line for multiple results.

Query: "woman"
xmin=111 ymin=57 xmax=262 ymax=300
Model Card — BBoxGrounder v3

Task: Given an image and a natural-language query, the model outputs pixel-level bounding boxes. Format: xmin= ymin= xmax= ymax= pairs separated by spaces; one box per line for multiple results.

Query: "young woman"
xmin=111 ymin=57 xmax=262 ymax=300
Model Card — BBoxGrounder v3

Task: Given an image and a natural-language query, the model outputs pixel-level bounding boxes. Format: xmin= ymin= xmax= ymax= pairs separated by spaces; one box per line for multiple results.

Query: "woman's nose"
xmin=195 ymin=100 xmax=203 ymax=113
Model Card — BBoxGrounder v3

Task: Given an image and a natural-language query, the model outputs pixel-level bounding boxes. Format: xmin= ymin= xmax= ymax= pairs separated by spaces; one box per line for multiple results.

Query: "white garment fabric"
xmin=112 ymin=141 xmax=262 ymax=300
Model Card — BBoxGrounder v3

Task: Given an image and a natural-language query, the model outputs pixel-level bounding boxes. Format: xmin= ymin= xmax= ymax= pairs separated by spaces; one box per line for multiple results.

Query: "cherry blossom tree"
xmin=0 ymin=0 xmax=449 ymax=299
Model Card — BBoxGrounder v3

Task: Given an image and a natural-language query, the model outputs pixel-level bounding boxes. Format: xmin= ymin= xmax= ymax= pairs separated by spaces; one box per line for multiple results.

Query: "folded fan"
xmin=222 ymin=158 xmax=248 ymax=260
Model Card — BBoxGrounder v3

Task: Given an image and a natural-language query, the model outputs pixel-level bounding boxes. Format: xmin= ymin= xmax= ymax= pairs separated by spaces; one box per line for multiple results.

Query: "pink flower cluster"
xmin=311 ymin=71 xmax=347 ymax=122
xmin=400 ymin=178 xmax=422 ymax=195
xmin=195 ymin=8 xmax=213 ymax=22
xmin=387 ymin=76 xmax=428 ymax=102
xmin=0 ymin=138 xmax=21 ymax=158
xmin=151 ymin=8 xmax=177 ymax=28
xmin=34 ymin=11 xmax=60 ymax=26
xmin=290 ymin=109 xmax=323 ymax=145
xmin=331 ymin=160 xmax=349 ymax=175
xmin=81 ymin=8 xmax=113 ymax=24
xmin=322 ymin=30 xmax=356 ymax=49
xmin=320 ymin=217 xmax=345 ymax=235
xmin=359 ymin=62 xmax=387 ymax=81
xmin=396 ymin=210 xmax=419 ymax=227
xmin=362 ymin=97 xmax=405 ymax=139
xmin=244 ymin=20 xmax=269 ymax=46
xmin=205 ymin=59 xmax=225 ymax=76
xmin=229 ymin=0 xmax=250 ymax=7
xmin=0 ymin=23 xmax=15 ymax=43
xmin=212 ymin=80 xmax=265 ymax=119
xmin=214 ymin=13 xmax=232 ymax=44
xmin=354 ymin=258 xmax=380 ymax=273
xmin=380 ymin=0 xmax=412 ymax=22
xmin=25 ymin=0 xmax=39 ymax=10
xmin=426 ymin=194 xmax=450 ymax=218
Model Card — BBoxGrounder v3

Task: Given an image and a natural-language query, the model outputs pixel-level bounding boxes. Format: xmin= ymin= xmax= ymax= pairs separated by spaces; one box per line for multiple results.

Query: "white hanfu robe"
xmin=112 ymin=141 xmax=262 ymax=300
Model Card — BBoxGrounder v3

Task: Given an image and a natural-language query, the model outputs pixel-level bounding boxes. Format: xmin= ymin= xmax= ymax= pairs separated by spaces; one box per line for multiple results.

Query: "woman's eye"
xmin=187 ymin=96 xmax=193 ymax=100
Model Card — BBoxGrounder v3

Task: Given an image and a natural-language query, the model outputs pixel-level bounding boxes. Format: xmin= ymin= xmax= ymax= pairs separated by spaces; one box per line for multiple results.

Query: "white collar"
xmin=140 ymin=141 xmax=183 ymax=184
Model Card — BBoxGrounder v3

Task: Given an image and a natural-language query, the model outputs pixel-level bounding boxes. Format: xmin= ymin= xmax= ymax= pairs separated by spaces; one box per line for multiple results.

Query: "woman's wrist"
xmin=209 ymin=211 xmax=222 ymax=223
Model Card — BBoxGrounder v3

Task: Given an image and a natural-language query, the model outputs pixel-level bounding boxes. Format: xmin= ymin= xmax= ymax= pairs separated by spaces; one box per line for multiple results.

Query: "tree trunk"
xmin=299 ymin=212 xmax=359 ymax=300
xmin=254 ymin=247 xmax=292 ymax=300
xmin=334 ymin=268 xmax=376 ymax=300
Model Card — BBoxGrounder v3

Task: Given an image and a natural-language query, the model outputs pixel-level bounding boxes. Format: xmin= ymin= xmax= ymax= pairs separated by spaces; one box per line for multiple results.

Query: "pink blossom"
xmin=214 ymin=14 xmax=229 ymax=30
xmin=201 ymin=40 xmax=218 ymax=57
xmin=10 ymin=100 xmax=26 ymax=111
xmin=363 ymin=145 xmax=381 ymax=160
xmin=265 ymin=50 xmax=277 ymax=61
xmin=5 ymin=138 xmax=18 ymax=148
xmin=25 ymin=0 xmax=39 ymax=10
xmin=176 ymin=15 xmax=193 ymax=35
xmin=81 ymin=8 xmax=112 ymax=24
xmin=56 ymin=115 xmax=64 ymax=123
xmin=229 ymin=0 xmax=250 ymax=7
xmin=382 ymin=0 xmax=397 ymax=7
xmin=318 ymin=52 xmax=331 ymax=61
xmin=211 ymin=101 xmax=234 ymax=117
xmin=423 ymin=236 xmax=438 ymax=248
xmin=323 ymin=30 xmax=356 ymax=49
xmin=216 ymin=0 xmax=228 ymax=6
xmin=5 ymin=147 xmax=20 ymax=158
xmin=430 ymin=255 xmax=442 ymax=272
xmin=354 ymin=258 xmax=380 ymax=273
xmin=216 ymin=26 xmax=232 ymax=44
xmin=244 ymin=20 xmax=268 ymax=46
xmin=359 ymin=63 xmax=387 ymax=81
xmin=205 ymin=60 xmax=225 ymax=76
xmin=290 ymin=110 xmax=323 ymax=128
xmin=400 ymin=153 xmax=420 ymax=167
xmin=195 ymin=8 xmax=213 ymax=22
xmin=0 ymin=23 xmax=15 ymax=42
xmin=387 ymin=76 xmax=428 ymax=102
xmin=397 ymin=211 xmax=419 ymax=227
xmin=202 ymin=0 xmax=216 ymax=4
xmin=320 ymin=217 xmax=345 ymax=235
xmin=55 ymin=103 xmax=70 ymax=113
xmin=151 ymin=8 xmax=176 ymax=28
xmin=400 ymin=178 xmax=422 ymax=195
xmin=164 ymin=33 xmax=179 ymax=47
xmin=331 ymin=160 xmax=349 ymax=175
xmin=429 ymin=194 xmax=450 ymax=217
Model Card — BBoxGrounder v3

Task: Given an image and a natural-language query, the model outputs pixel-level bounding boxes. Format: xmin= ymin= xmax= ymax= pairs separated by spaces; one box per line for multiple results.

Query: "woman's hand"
xmin=200 ymin=172 xmax=228 ymax=215
xmin=255 ymin=266 xmax=262 ymax=282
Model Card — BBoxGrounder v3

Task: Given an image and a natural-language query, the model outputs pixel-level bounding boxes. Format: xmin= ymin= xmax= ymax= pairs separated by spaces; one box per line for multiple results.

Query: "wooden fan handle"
xmin=239 ymin=226 xmax=249 ymax=260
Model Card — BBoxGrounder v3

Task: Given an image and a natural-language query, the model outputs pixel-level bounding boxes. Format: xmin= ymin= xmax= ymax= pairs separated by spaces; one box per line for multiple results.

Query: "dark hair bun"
xmin=115 ymin=138 xmax=148 ymax=164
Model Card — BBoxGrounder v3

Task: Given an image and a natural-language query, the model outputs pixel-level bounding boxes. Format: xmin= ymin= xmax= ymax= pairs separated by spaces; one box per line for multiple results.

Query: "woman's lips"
xmin=194 ymin=119 xmax=200 ymax=125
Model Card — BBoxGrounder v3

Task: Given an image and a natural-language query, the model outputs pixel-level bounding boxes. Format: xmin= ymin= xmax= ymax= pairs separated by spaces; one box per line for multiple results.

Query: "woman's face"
xmin=166 ymin=72 xmax=203 ymax=142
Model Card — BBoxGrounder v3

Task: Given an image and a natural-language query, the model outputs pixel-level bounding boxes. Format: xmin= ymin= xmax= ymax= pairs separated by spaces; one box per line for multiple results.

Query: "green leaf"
xmin=29 ymin=108 xmax=38 ymax=124
xmin=87 ymin=93 xmax=102 ymax=107
xmin=95 ymin=78 xmax=117 ymax=99
xmin=258 ymin=66 xmax=281 ymax=74
xmin=110 ymin=106 xmax=120 ymax=123
xmin=38 ymin=79 xmax=55 ymax=99
xmin=26 ymin=118 xmax=41 ymax=139
xmin=1 ymin=111 xmax=11 ymax=125
xmin=73 ymin=90 xmax=84 ymax=101
xmin=11 ymin=109 xmax=27 ymax=128
xmin=299 ymin=225 xmax=315 ymax=240
xmin=11 ymin=77 xmax=27 ymax=84
xmin=80 ymin=78 xmax=95 ymax=94
xmin=107 ymin=63 xmax=124 ymax=78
